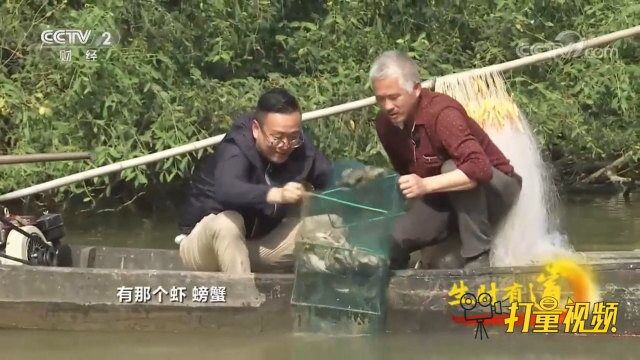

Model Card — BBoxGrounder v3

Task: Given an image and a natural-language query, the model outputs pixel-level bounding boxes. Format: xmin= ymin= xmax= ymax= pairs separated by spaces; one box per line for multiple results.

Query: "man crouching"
xmin=177 ymin=88 xmax=333 ymax=274
xmin=369 ymin=51 xmax=522 ymax=270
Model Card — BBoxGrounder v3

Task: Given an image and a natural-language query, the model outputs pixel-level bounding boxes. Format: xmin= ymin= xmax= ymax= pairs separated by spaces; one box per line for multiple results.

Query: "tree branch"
xmin=581 ymin=152 xmax=634 ymax=183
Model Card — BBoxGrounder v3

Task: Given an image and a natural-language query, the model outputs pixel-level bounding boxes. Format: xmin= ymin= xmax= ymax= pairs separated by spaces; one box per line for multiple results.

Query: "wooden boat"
xmin=0 ymin=245 xmax=638 ymax=335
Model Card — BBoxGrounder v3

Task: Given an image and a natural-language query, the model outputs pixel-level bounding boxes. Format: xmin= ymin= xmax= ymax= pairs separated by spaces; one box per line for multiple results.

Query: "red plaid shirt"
xmin=375 ymin=89 xmax=514 ymax=183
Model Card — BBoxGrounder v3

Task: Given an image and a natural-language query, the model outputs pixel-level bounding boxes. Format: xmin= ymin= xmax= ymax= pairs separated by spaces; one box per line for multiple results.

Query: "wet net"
xmin=291 ymin=160 xmax=404 ymax=334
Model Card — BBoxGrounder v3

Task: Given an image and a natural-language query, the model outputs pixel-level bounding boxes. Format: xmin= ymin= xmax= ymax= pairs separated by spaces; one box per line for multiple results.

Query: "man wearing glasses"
xmin=177 ymin=88 xmax=333 ymax=274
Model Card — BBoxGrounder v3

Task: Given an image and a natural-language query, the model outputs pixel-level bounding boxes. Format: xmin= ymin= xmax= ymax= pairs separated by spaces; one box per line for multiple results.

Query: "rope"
xmin=305 ymin=192 xmax=388 ymax=215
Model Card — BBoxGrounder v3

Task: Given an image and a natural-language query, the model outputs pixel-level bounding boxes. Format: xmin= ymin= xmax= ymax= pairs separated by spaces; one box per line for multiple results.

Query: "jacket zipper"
xmin=250 ymin=163 xmax=277 ymax=238
xmin=265 ymin=163 xmax=278 ymax=215
xmin=250 ymin=217 xmax=258 ymax=238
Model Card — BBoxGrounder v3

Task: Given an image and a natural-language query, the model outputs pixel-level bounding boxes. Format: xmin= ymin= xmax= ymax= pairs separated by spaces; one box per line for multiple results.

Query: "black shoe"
xmin=463 ymin=251 xmax=490 ymax=270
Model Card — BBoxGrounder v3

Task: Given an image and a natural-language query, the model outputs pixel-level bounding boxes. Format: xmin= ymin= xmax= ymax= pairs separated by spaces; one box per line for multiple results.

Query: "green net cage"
xmin=291 ymin=160 xmax=405 ymax=322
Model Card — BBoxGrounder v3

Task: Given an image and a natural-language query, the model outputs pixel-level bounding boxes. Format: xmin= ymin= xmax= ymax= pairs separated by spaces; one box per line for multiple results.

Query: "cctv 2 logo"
xmin=40 ymin=30 xmax=120 ymax=47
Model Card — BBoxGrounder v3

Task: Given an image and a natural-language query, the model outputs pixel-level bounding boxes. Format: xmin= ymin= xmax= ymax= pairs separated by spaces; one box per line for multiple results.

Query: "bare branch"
xmin=582 ymin=152 xmax=634 ymax=183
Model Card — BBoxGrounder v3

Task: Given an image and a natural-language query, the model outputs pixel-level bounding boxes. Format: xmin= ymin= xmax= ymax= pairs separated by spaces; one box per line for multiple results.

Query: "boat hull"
xmin=0 ymin=246 xmax=638 ymax=335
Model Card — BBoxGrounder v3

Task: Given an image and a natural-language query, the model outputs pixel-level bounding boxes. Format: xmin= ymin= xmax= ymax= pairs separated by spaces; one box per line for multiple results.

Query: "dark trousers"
xmin=390 ymin=163 xmax=522 ymax=269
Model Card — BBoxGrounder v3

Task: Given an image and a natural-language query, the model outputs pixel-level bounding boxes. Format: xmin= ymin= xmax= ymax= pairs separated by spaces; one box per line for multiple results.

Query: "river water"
xmin=0 ymin=329 xmax=638 ymax=359
xmin=3 ymin=192 xmax=640 ymax=359
xmin=61 ymin=192 xmax=640 ymax=252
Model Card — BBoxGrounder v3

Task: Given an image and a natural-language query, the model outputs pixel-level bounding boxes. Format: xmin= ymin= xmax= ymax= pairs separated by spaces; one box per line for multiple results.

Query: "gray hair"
xmin=369 ymin=51 xmax=421 ymax=92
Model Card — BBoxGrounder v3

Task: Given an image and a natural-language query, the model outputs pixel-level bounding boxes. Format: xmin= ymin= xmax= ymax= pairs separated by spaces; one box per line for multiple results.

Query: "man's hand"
xmin=281 ymin=182 xmax=305 ymax=203
xmin=266 ymin=182 xmax=305 ymax=204
xmin=398 ymin=174 xmax=430 ymax=199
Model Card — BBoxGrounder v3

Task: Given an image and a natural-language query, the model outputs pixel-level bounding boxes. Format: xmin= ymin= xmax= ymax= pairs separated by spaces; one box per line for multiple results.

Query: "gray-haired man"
xmin=369 ymin=51 xmax=522 ymax=269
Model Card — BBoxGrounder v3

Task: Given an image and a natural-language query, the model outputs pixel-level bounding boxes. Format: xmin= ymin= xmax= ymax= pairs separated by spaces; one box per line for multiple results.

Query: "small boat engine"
xmin=0 ymin=207 xmax=73 ymax=267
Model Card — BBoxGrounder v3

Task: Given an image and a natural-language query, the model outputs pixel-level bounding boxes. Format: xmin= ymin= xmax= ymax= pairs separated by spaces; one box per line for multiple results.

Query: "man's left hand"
xmin=398 ymin=174 xmax=430 ymax=199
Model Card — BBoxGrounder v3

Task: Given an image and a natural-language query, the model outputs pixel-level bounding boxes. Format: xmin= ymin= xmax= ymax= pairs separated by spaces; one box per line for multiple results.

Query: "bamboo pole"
xmin=1 ymin=25 xmax=638 ymax=202
xmin=0 ymin=152 xmax=94 ymax=165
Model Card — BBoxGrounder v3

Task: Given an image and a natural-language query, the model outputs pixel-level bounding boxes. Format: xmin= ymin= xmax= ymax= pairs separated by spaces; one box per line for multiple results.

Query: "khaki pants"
xmin=179 ymin=211 xmax=336 ymax=274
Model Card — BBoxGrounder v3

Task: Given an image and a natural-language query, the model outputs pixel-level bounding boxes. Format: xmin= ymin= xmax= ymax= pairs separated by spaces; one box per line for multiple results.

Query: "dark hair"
xmin=255 ymin=88 xmax=300 ymax=124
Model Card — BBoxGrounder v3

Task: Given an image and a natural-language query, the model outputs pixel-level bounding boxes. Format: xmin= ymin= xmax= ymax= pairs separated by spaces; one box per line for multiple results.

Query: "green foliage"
xmin=0 ymin=0 xmax=638 ymax=205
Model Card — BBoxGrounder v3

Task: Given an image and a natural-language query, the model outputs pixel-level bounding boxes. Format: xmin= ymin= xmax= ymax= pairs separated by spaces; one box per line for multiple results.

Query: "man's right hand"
xmin=266 ymin=182 xmax=305 ymax=204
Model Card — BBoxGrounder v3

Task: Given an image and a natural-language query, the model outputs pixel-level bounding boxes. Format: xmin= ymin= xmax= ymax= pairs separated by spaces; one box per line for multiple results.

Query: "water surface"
xmin=0 ymin=330 xmax=638 ymax=360
xmin=62 ymin=193 xmax=640 ymax=252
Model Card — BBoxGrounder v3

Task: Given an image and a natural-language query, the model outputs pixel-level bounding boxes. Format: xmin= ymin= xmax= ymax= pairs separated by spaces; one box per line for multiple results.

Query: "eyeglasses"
xmin=259 ymin=125 xmax=303 ymax=149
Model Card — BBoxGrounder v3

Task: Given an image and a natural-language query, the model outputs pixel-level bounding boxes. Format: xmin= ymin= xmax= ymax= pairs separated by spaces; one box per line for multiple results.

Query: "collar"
xmin=411 ymin=88 xmax=437 ymax=126
xmin=397 ymin=89 xmax=432 ymax=134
